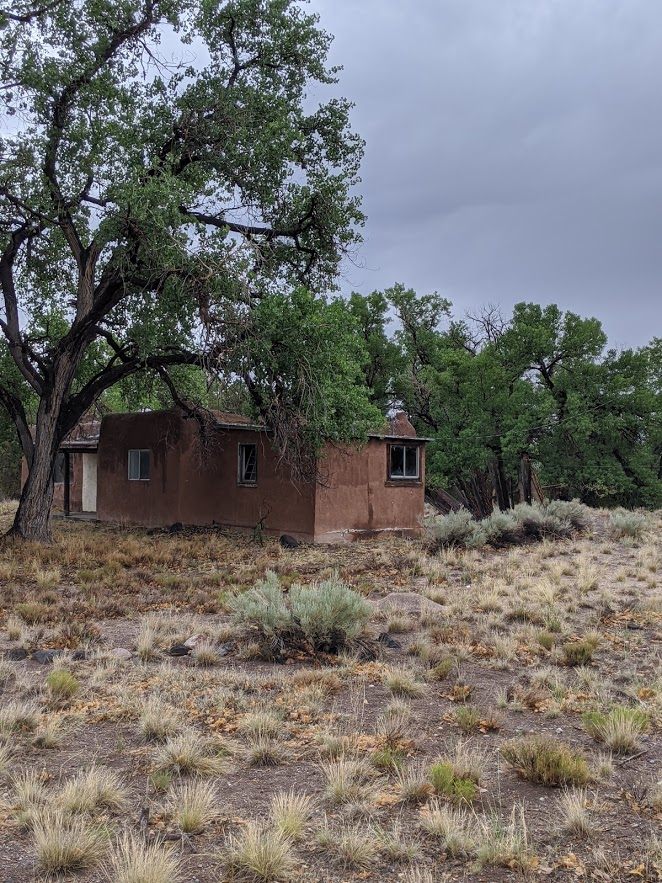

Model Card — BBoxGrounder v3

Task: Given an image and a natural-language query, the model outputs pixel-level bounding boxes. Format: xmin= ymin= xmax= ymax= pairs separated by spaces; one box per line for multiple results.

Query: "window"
xmin=53 ymin=452 xmax=66 ymax=484
xmin=128 ymin=449 xmax=150 ymax=481
xmin=238 ymin=443 xmax=257 ymax=484
xmin=388 ymin=444 xmax=420 ymax=480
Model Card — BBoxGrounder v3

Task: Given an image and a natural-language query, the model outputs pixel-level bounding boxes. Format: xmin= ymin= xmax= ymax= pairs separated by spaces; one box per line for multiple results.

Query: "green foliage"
xmin=0 ymin=0 xmax=371 ymax=536
xmin=429 ymin=762 xmax=478 ymax=804
xmin=582 ymin=706 xmax=649 ymax=753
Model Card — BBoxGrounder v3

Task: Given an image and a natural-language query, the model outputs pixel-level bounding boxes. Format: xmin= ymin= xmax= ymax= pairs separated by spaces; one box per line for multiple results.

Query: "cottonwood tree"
xmin=0 ymin=0 xmax=368 ymax=540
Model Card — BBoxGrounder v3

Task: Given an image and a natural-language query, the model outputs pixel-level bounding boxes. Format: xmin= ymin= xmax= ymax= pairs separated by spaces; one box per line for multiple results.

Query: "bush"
xmin=501 ymin=735 xmax=590 ymax=786
xmin=229 ymin=572 xmax=291 ymax=636
xmin=424 ymin=509 xmax=478 ymax=551
xmin=608 ymin=509 xmax=648 ymax=539
xmin=514 ymin=504 xmax=572 ymax=540
xmin=480 ymin=510 xmax=521 ymax=546
xmin=290 ymin=576 xmax=372 ymax=650
xmin=231 ymin=571 xmax=370 ymax=655
xmin=544 ymin=499 xmax=590 ymax=531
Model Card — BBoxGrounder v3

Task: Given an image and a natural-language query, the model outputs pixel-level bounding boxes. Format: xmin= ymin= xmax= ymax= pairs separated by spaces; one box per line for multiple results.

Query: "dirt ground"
xmin=0 ymin=501 xmax=660 ymax=882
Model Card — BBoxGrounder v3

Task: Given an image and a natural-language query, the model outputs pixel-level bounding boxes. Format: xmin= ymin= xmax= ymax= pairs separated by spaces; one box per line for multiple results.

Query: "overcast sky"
xmin=309 ymin=0 xmax=662 ymax=348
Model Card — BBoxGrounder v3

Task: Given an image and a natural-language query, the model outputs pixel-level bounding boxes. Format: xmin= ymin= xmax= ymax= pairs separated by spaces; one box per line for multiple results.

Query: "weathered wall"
xmin=96 ymin=410 xmax=183 ymax=527
xmin=95 ymin=410 xmax=316 ymax=538
xmin=314 ymin=439 xmax=425 ymax=542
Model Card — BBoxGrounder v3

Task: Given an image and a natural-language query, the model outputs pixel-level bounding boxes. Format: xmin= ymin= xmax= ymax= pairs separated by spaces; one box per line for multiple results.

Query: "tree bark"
xmin=7 ymin=388 xmax=65 ymax=542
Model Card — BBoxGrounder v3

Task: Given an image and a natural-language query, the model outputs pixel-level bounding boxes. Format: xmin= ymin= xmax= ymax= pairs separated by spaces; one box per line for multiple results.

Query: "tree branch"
xmin=0 ymin=381 xmax=33 ymax=462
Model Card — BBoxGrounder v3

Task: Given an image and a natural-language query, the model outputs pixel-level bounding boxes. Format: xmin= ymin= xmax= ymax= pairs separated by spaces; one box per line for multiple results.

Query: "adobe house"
xmin=40 ymin=409 xmax=428 ymax=542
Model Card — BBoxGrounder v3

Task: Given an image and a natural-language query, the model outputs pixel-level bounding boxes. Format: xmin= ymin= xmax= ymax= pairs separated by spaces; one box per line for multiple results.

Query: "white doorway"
xmin=82 ymin=453 xmax=98 ymax=513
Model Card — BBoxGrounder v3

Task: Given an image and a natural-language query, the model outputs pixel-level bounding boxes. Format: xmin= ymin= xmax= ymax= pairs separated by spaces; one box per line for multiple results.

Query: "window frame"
xmin=237 ymin=442 xmax=258 ymax=486
xmin=128 ymin=448 xmax=150 ymax=481
xmin=387 ymin=443 xmax=421 ymax=482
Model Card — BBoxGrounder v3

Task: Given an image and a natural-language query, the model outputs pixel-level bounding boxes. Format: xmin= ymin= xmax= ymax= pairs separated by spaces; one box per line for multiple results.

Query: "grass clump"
xmin=501 ymin=735 xmax=590 ymax=787
xmin=154 ymin=730 xmax=228 ymax=776
xmin=557 ymin=788 xmax=595 ymax=836
xmin=0 ymin=699 xmax=39 ymax=734
xmin=32 ymin=808 xmax=108 ymax=874
xmin=582 ymin=706 xmax=649 ymax=754
xmin=420 ymin=801 xmax=475 ymax=856
xmin=58 ymin=765 xmax=128 ymax=814
xmin=139 ymin=697 xmax=183 ymax=742
xmin=166 ymin=780 xmax=220 ymax=834
xmin=269 ymin=790 xmax=314 ymax=840
xmin=108 ymin=834 xmax=181 ymax=883
xmin=46 ymin=668 xmax=79 ymax=702
xmin=429 ymin=762 xmax=478 ymax=804
xmin=475 ymin=804 xmax=536 ymax=870
xmin=562 ymin=638 xmax=597 ymax=666
xmin=225 ymin=821 xmax=295 ymax=882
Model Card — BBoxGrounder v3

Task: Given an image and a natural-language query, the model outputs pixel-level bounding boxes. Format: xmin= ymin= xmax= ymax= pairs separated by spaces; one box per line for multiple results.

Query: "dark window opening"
xmin=53 ymin=452 xmax=65 ymax=484
xmin=389 ymin=444 xmax=420 ymax=480
xmin=128 ymin=449 xmax=150 ymax=481
xmin=238 ymin=443 xmax=257 ymax=484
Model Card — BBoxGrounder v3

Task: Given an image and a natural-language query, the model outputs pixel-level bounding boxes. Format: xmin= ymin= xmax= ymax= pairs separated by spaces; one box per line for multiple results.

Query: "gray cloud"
xmin=310 ymin=0 xmax=662 ymax=347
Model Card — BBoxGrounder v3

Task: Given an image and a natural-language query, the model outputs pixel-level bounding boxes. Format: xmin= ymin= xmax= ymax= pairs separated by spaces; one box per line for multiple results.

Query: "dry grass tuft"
xmin=166 ymin=780 xmax=220 ymax=834
xmin=269 ymin=790 xmax=314 ymax=840
xmin=225 ymin=821 xmax=295 ymax=882
xmin=107 ymin=833 xmax=181 ymax=883
xmin=32 ymin=808 xmax=108 ymax=874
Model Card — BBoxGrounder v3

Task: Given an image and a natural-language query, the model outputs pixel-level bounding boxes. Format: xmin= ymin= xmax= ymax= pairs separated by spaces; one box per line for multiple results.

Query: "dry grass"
xmin=0 ymin=505 xmax=659 ymax=882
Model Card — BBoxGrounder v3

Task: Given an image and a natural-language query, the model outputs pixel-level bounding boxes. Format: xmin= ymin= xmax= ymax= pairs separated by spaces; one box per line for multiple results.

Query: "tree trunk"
xmin=490 ymin=454 xmax=511 ymax=511
xmin=7 ymin=395 xmax=63 ymax=542
xmin=518 ymin=453 xmax=533 ymax=505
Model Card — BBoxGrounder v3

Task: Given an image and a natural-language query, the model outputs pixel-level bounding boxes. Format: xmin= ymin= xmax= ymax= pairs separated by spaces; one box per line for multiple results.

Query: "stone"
xmin=280 ymin=534 xmax=300 ymax=549
xmin=377 ymin=632 xmax=402 ymax=649
xmin=376 ymin=592 xmax=445 ymax=617
xmin=71 ymin=649 xmax=87 ymax=661
xmin=111 ymin=647 xmax=132 ymax=660
xmin=168 ymin=644 xmax=191 ymax=657
xmin=183 ymin=634 xmax=202 ymax=649
xmin=5 ymin=647 xmax=28 ymax=661
xmin=31 ymin=649 xmax=61 ymax=664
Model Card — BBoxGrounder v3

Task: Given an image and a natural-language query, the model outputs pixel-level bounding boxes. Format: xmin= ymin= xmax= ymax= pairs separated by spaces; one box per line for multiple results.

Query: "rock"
xmin=5 ymin=647 xmax=28 ymax=661
xmin=168 ymin=644 xmax=191 ymax=657
xmin=183 ymin=634 xmax=202 ymax=649
xmin=217 ymin=642 xmax=233 ymax=657
xmin=71 ymin=649 xmax=87 ymax=661
xmin=376 ymin=592 xmax=445 ymax=617
xmin=111 ymin=647 xmax=132 ymax=660
xmin=377 ymin=632 xmax=402 ymax=649
xmin=169 ymin=522 xmax=184 ymax=534
xmin=31 ymin=649 xmax=61 ymax=664
xmin=280 ymin=534 xmax=300 ymax=549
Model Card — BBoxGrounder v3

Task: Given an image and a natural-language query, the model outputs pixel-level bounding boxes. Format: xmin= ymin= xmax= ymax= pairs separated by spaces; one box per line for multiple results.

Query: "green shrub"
xmin=514 ymin=504 xmax=572 ymax=540
xmin=480 ymin=510 xmax=521 ymax=546
xmin=543 ymin=499 xmax=590 ymax=531
xmin=424 ymin=509 xmax=478 ymax=551
xmin=501 ymin=735 xmax=590 ymax=786
xmin=290 ymin=576 xmax=371 ymax=649
xmin=608 ymin=509 xmax=648 ymax=539
xmin=230 ymin=571 xmax=370 ymax=654
xmin=229 ymin=572 xmax=292 ymax=636
xmin=430 ymin=762 xmax=478 ymax=803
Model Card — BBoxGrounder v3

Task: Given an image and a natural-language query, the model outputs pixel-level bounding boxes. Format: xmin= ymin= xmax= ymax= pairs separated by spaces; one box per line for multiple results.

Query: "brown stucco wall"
xmin=96 ymin=410 xmax=183 ymax=527
xmin=95 ymin=410 xmax=316 ymax=538
xmin=313 ymin=439 xmax=425 ymax=542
